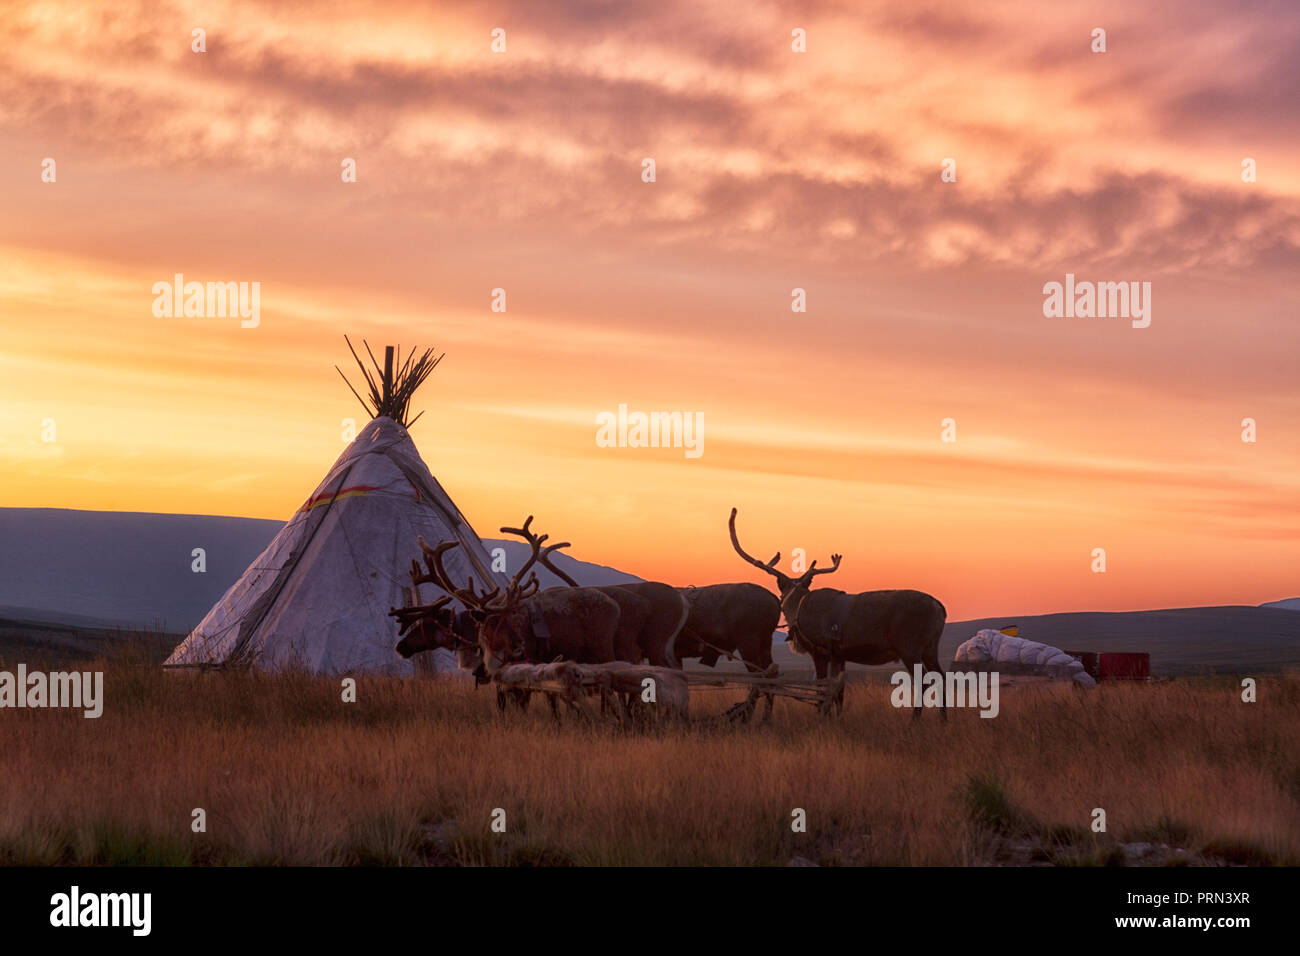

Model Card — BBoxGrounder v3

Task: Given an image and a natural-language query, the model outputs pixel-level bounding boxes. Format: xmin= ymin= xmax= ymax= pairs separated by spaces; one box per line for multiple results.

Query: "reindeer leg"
xmin=811 ymin=654 xmax=834 ymax=716
xmin=744 ymin=653 xmax=777 ymax=723
xmin=903 ymin=656 xmax=924 ymax=720
xmin=812 ymin=652 xmax=829 ymax=680
xmin=761 ymin=662 xmax=776 ymax=722
xmin=923 ymin=649 xmax=948 ymax=722
xmin=829 ymin=658 xmax=845 ymax=716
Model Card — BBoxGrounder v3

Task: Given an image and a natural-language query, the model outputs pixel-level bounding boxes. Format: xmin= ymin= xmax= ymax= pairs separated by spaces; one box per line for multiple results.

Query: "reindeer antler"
xmin=486 ymin=572 xmax=540 ymax=610
xmin=538 ymin=541 xmax=579 ymax=587
xmin=412 ymin=537 xmax=494 ymax=607
xmin=456 ymin=574 xmax=501 ymax=610
xmin=729 ymin=508 xmax=781 ymax=577
xmin=391 ymin=538 xmax=475 ymax=639
xmin=389 ymin=594 xmax=452 ymax=636
xmin=805 ymin=553 xmax=843 ymax=578
xmin=416 ymin=538 xmax=458 ymax=590
xmin=502 ymin=515 xmax=582 ymax=588
xmin=499 ymin=516 xmax=547 ymax=580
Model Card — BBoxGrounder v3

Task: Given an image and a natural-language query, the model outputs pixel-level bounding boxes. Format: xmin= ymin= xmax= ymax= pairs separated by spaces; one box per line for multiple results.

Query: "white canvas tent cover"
xmin=165 ymin=417 xmax=505 ymax=675
xmin=954 ymin=629 xmax=1096 ymax=686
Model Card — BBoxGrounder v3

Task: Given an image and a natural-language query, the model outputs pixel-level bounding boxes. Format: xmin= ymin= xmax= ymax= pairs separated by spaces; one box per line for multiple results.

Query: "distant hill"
xmin=1261 ymin=597 xmax=1300 ymax=611
xmin=0 ymin=508 xmax=636 ymax=633
xmin=938 ymin=607 xmax=1300 ymax=676
xmin=751 ymin=606 xmax=1300 ymax=678
xmin=1 ymin=509 xmax=1296 ymax=675
xmin=0 ymin=508 xmax=282 ymax=632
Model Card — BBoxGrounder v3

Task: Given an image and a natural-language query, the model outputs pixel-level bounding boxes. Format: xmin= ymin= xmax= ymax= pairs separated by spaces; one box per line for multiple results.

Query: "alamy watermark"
xmin=0 ymin=665 xmax=103 ymax=718
xmin=152 ymin=273 xmax=260 ymax=328
xmin=1042 ymin=273 xmax=1151 ymax=328
xmin=50 ymin=886 xmax=150 ymax=936
xmin=890 ymin=664 xmax=999 ymax=717
xmin=596 ymin=404 xmax=703 ymax=459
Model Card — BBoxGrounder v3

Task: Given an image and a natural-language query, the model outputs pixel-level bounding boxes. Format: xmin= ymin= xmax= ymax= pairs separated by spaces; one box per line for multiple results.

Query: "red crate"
xmin=1098 ymin=652 xmax=1150 ymax=681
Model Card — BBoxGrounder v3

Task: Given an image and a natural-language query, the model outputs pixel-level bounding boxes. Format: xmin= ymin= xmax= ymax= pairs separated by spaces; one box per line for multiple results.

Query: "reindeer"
xmin=673 ymin=583 xmax=780 ymax=674
xmin=728 ymin=508 xmax=948 ymax=719
xmin=394 ymin=523 xmax=623 ymax=676
xmin=395 ymin=519 xmax=687 ymax=670
xmin=391 ymin=589 xmax=484 ymax=674
xmin=533 ymin=553 xmax=688 ymax=668
xmin=605 ymin=582 xmax=688 ymax=667
xmin=672 ymin=582 xmax=781 ymax=720
xmin=392 ymin=523 xmax=625 ymax=712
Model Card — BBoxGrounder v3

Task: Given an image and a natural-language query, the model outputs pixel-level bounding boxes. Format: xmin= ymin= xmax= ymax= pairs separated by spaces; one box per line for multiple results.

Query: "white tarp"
xmin=165 ymin=417 xmax=506 ymax=675
xmin=954 ymin=629 xmax=1096 ymax=686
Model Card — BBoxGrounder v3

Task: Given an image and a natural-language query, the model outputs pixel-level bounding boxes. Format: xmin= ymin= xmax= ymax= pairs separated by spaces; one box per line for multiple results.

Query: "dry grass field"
xmin=1 ymin=649 xmax=1297 ymax=866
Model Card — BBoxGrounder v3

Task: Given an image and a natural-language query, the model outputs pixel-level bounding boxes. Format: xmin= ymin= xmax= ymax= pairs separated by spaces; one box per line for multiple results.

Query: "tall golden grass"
xmin=1 ymin=654 xmax=1296 ymax=865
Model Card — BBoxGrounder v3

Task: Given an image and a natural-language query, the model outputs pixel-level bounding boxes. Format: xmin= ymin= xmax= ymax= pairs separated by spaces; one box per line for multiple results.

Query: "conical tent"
xmin=165 ymin=342 xmax=504 ymax=675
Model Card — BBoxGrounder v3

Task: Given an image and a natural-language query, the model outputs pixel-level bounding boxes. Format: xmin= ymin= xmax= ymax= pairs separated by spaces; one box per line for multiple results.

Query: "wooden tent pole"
xmin=383 ymin=346 xmax=394 ymax=410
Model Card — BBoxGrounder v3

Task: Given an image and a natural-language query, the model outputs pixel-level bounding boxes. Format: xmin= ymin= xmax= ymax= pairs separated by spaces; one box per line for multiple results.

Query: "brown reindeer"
xmin=396 ymin=526 xmax=624 ymax=677
xmin=531 ymin=549 xmax=688 ymax=668
xmin=728 ymin=508 xmax=948 ymax=719
xmin=489 ymin=518 xmax=691 ymax=672
xmin=614 ymin=582 xmax=690 ymax=667
xmin=391 ymin=542 xmax=484 ymax=665
xmin=673 ymin=581 xmax=781 ymax=720
xmin=673 ymin=583 xmax=779 ymax=673
xmin=391 ymin=586 xmax=481 ymax=669
xmin=392 ymin=527 xmax=625 ymax=713
xmin=394 ymin=519 xmax=687 ymax=668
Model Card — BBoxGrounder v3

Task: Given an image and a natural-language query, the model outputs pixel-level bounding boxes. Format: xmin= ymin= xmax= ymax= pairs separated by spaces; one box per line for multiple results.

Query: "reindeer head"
xmin=468 ymin=610 xmax=520 ymax=674
xmin=728 ymin=507 xmax=842 ymax=613
xmin=390 ymin=539 xmax=490 ymax=667
xmin=393 ymin=602 xmax=485 ymax=659
xmin=464 ymin=515 xmax=582 ymax=674
xmin=398 ymin=518 xmax=579 ymax=676
xmin=393 ymin=597 xmax=456 ymax=658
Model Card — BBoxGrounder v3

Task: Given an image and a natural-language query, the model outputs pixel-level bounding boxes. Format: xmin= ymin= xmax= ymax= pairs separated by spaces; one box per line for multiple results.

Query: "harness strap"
xmin=784 ymin=589 xmax=811 ymax=641
xmin=785 ymin=588 xmax=843 ymax=651
xmin=693 ymin=635 xmax=742 ymax=665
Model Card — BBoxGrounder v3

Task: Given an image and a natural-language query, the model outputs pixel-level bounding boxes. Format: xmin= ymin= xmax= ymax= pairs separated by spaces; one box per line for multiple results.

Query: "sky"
xmin=1 ymin=0 xmax=1298 ymax=620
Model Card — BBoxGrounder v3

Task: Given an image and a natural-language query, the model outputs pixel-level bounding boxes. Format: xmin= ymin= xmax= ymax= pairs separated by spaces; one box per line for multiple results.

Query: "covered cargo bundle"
xmin=954 ymin=629 xmax=1096 ymax=686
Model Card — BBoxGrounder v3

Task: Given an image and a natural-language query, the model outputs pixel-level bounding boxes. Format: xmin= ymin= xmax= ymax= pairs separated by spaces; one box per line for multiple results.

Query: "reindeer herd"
xmin=390 ymin=508 xmax=949 ymax=719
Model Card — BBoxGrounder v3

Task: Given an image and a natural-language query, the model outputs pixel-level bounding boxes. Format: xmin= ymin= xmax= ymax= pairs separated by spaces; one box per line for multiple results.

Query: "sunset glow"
xmin=2 ymin=0 xmax=1298 ymax=619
